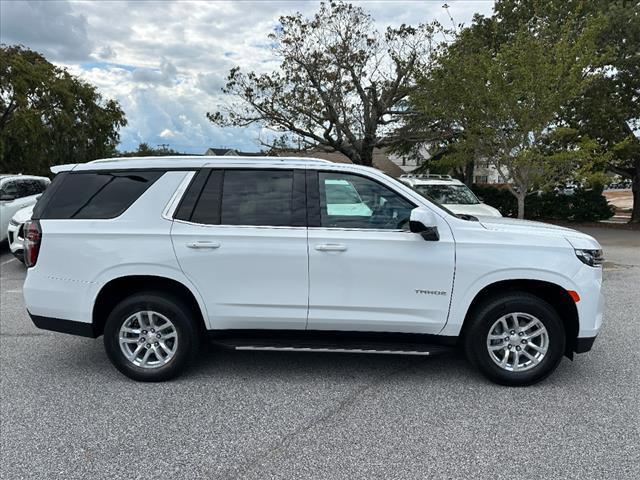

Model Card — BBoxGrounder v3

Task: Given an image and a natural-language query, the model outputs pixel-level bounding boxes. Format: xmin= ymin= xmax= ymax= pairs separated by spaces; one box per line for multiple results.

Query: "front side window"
xmin=318 ymin=172 xmax=414 ymax=230
xmin=414 ymin=184 xmax=479 ymax=205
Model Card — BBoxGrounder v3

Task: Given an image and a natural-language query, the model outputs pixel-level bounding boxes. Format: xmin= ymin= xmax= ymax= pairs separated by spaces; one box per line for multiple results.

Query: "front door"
xmin=171 ymin=168 xmax=309 ymax=330
xmin=307 ymin=170 xmax=455 ymax=334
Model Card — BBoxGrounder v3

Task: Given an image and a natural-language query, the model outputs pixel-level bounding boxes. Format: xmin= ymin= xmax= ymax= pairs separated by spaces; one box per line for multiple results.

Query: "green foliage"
xmin=395 ymin=0 xmax=638 ymax=220
xmin=117 ymin=143 xmax=182 ymax=157
xmin=0 ymin=45 xmax=127 ymax=176
xmin=472 ymin=185 xmax=614 ymax=222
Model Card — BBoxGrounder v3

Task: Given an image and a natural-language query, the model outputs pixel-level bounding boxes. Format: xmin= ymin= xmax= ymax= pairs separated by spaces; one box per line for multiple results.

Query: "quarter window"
xmin=34 ymin=171 xmax=163 ymax=219
xmin=318 ymin=172 xmax=415 ymax=229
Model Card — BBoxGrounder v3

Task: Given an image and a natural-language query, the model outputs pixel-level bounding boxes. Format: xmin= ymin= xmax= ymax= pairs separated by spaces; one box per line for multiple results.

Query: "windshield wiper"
xmin=456 ymin=214 xmax=479 ymax=221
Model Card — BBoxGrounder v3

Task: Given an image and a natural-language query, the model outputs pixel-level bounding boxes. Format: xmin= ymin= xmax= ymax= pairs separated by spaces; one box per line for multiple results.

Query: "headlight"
xmin=575 ymin=249 xmax=603 ymax=267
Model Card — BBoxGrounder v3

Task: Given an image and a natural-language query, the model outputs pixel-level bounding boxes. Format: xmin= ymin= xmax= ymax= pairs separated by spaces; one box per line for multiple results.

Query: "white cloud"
xmin=1 ymin=0 xmax=494 ymax=153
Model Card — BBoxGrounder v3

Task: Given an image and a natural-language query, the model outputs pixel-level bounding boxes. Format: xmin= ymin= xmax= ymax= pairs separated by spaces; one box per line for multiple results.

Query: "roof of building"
xmin=273 ymin=148 xmax=404 ymax=178
xmin=204 ymin=148 xmax=264 ymax=157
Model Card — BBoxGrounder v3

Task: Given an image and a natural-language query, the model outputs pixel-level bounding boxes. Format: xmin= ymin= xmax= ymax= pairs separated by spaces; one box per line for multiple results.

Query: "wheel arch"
xmin=459 ymin=279 xmax=580 ymax=358
xmin=92 ymin=275 xmax=208 ymax=337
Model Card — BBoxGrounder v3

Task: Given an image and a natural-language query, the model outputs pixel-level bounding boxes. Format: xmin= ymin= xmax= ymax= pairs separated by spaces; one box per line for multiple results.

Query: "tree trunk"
xmin=464 ymin=160 xmax=475 ymax=186
xmin=631 ymin=157 xmax=640 ymax=223
xmin=517 ymin=192 xmax=526 ymax=219
xmin=359 ymin=145 xmax=374 ymax=167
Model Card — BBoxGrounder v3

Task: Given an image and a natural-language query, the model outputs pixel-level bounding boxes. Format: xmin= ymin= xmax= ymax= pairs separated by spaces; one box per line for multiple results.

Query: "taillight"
xmin=24 ymin=220 xmax=42 ymax=268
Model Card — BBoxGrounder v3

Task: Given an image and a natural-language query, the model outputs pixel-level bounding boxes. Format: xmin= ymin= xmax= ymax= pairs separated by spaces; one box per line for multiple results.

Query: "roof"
xmin=0 ymin=174 xmax=50 ymax=181
xmin=204 ymin=148 xmax=264 ymax=157
xmin=273 ymin=148 xmax=405 ymax=178
xmin=51 ymin=156 xmax=337 ymax=173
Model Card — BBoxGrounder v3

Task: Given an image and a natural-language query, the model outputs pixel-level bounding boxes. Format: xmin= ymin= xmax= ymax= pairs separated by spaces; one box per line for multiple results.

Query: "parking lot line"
xmin=1 ymin=257 xmax=17 ymax=267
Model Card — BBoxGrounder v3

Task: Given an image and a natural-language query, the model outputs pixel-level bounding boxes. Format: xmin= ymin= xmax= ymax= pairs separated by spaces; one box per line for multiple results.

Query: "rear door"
xmin=171 ymin=168 xmax=309 ymax=330
xmin=306 ymin=169 xmax=456 ymax=334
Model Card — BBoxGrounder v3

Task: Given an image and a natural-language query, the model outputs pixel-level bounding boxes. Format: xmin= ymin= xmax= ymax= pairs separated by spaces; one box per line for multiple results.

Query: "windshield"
xmin=413 ymin=184 xmax=479 ymax=205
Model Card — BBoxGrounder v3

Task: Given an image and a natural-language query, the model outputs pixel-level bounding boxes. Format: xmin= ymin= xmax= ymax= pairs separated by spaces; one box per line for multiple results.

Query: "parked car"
xmin=399 ymin=174 xmax=502 ymax=217
xmin=7 ymin=204 xmax=34 ymax=262
xmin=23 ymin=157 xmax=603 ymax=386
xmin=0 ymin=175 xmax=50 ymax=243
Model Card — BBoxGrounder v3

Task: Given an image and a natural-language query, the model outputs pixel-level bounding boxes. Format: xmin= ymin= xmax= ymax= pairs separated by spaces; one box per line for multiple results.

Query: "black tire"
xmin=103 ymin=292 xmax=200 ymax=382
xmin=463 ymin=292 xmax=565 ymax=386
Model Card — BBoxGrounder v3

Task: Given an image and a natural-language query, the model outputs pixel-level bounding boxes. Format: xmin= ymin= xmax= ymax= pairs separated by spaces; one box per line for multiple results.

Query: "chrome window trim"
xmin=162 ymin=171 xmax=196 ymax=220
xmin=172 ymin=218 xmax=307 ymax=231
xmin=308 ymin=226 xmax=408 ymax=233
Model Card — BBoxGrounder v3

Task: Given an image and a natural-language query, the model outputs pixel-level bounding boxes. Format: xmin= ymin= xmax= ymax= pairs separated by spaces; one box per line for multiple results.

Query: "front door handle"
xmin=186 ymin=241 xmax=221 ymax=249
xmin=315 ymin=243 xmax=348 ymax=252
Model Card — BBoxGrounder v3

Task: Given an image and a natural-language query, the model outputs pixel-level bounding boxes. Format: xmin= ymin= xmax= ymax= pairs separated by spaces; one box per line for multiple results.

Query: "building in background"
xmin=204 ymin=148 xmax=263 ymax=157
xmin=272 ymin=148 xmax=405 ymax=178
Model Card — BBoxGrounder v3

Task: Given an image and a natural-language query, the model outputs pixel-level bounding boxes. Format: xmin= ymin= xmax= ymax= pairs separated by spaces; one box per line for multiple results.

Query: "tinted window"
xmin=190 ymin=170 xmax=223 ymax=225
xmin=17 ymin=179 xmax=47 ymax=197
xmin=0 ymin=181 xmax=18 ymax=199
xmin=188 ymin=169 xmax=298 ymax=226
xmin=36 ymin=171 xmax=163 ymax=219
xmin=222 ymin=170 xmax=294 ymax=226
xmin=318 ymin=172 xmax=415 ymax=229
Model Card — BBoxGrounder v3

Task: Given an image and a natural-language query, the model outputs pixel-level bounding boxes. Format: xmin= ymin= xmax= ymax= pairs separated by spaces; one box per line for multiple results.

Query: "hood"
xmin=477 ymin=216 xmax=601 ymax=249
xmin=12 ymin=205 xmax=34 ymax=223
xmin=445 ymin=203 xmax=502 ymax=217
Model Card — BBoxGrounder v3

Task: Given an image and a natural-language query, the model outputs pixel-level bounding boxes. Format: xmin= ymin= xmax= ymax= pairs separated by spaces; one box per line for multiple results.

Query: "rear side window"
xmin=184 ymin=169 xmax=305 ymax=227
xmin=34 ymin=171 xmax=163 ymax=219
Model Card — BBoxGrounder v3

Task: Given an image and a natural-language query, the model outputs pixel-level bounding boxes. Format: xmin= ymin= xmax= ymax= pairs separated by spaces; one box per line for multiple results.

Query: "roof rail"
xmin=88 ymin=155 xmax=333 ymax=164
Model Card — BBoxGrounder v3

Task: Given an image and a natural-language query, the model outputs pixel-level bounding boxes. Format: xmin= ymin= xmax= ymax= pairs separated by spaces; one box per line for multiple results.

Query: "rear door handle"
xmin=186 ymin=241 xmax=221 ymax=249
xmin=315 ymin=243 xmax=348 ymax=252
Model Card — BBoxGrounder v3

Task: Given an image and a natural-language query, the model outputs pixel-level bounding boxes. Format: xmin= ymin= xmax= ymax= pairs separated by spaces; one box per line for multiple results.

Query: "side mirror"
xmin=0 ymin=193 xmax=16 ymax=202
xmin=410 ymin=207 xmax=440 ymax=241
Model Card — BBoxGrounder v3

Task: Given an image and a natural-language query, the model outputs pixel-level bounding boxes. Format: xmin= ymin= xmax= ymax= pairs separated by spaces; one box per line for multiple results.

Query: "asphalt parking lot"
xmin=1 ymin=227 xmax=638 ymax=479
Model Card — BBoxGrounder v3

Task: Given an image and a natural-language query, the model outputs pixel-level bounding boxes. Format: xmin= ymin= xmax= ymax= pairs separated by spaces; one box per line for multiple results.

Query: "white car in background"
xmin=7 ymin=204 xmax=34 ymax=262
xmin=0 ymin=174 xmax=50 ymax=242
xmin=399 ymin=174 xmax=502 ymax=217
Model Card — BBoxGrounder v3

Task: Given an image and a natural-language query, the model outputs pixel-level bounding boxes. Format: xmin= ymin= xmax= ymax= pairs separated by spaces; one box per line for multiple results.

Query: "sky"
xmin=0 ymin=0 xmax=494 ymax=154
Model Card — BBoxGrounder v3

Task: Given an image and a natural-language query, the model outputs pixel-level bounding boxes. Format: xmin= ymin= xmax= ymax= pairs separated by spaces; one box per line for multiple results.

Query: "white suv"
xmin=23 ymin=157 xmax=604 ymax=385
xmin=399 ymin=174 xmax=502 ymax=217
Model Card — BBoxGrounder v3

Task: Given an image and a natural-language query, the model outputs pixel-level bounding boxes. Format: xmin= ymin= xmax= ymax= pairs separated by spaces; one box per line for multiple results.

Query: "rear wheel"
xmin=104 ymin=293 xmax=199 ymax=381
xmin=464 ymin=293 xmax=565 ymax=386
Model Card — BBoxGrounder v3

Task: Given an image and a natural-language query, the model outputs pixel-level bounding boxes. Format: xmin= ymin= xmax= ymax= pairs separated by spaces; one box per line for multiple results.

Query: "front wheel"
xmin=104 ymin=293 xmax=199 ymax=381
xmin=464 ymin=293 xmax=565 ymax=386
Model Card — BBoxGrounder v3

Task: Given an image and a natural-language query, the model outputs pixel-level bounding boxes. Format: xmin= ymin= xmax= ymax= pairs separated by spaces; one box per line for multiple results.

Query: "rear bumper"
xmin=28 ymin=311 xmax=98 ymax=338
xmin=575 ymin=336 xmax=597 ymax=354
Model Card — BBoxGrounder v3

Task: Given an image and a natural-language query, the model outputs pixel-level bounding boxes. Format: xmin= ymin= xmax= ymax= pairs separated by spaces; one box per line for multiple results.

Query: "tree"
xmin=482 ymin=0 xmax=640 ymax=222
xmin=395 ymin=2 xmax=607 ymax=218
xmin=117 ymin=143 xmax=182 ymax=157
xmin=391 ymin=16 xmax=497 ymax=185
xmin=565 ymin=1 xmax=640 ymax=223
xmin=209 ymin=1 xmax=440 ymax=166
xmin=0 ymin=45 xmax=127 ymax=176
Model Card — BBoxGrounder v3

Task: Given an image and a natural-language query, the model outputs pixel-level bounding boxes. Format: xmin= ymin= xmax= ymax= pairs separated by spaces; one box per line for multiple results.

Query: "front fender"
xmin=440 ymin=267 xmax=579 ymax=336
